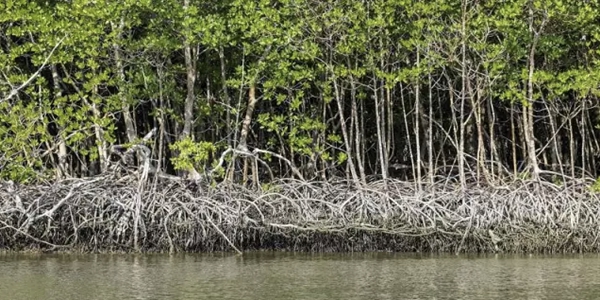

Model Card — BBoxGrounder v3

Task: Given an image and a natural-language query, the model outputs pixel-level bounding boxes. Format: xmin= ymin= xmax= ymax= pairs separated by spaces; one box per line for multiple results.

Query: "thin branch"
xmin=1 ymin=36 xmax=67 ymax=103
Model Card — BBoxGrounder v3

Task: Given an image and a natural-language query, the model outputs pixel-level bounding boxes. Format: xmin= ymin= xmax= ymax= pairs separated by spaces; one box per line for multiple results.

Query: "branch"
xmin=1 ymin=36 xmax=67 ymax=103
xmin=207 ymin=147 xmax=304 ymax=181
xmin=252 ymin=148 xmax=305 ymax=180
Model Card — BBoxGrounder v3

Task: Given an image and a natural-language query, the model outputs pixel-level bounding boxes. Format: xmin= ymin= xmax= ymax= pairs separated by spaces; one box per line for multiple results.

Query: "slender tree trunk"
xmin=180 ymin=0 xmax=200 ymax=141
xmin=333 ymin=77 xmax=359 ymax=184
xmin=350 ymin=72 xmax=366 ymax=182
xmin=91 ymin=85 xmax=108 ymax=174
xmin=359 ymin=87 xmax=367 ymax=179
xmin=445 ymin=73 xmax=460 ymax=178
xmin=568 ymin=113 xmax=575 ymax=178
xmin=581 ymin=99 xmax=587 ymax=178
xmin=373 ymin=78 xmax=388 ymax=181
xmin=182 ymin=40 xmax=196 ymax=138
xmin=470 ymin=77 xmax=487 ymax=184
xmin=377 ymin=37 xmax=389 ymax=184
xmin=414 ymin=48 xmax=422 ymax=189
xmin=156 ymin=64 xmax=166 ymax=175
xmin=458 ymin=0 xmax=468 ymax=189
xmin=511 ymin=101 xmax=518 ymax=178
xmin=238 ymin=84 xmax=258 ymax=184
xmin=238 ymin=84 xmax=257 ymax=150
xmin=586 ymin=102 xmax=600 ymax=177
xmin=321 ymin=92 xmax=328 ymax=180
xmin=400 ymin=83 xmax=416 ymax=182
xmin=50 ymin=64 xmax=68 ymax=178
xmin=218 ymin=46 xmax=232 ymax=145
xmin=112 ymin=16 xmax=137 ymax=143
xmin=386 ymin=86 xmax=394 ymax=169
xmin=175 ymin=0 xmax=200 ymax=180
xmin=556 ymin=103 xmax=565 ymax=170
xmin=524 ymin=5 xmax=547 ymax=180
xmin=487 ymin=85 xmax=500 ymax=180
xmin=427 ymin=56 xmax=434 ymax=184
xmin=544 ymin=100 xmax=565 ymax=180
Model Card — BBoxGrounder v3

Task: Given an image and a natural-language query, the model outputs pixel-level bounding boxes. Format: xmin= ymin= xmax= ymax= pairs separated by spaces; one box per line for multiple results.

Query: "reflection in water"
xmin=1 ymin=252 xmax=600 ymax=300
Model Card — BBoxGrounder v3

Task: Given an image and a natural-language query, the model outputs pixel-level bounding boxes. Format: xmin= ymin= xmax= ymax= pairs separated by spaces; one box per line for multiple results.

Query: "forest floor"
xmin=1 ymin=173 xmax=599 ymax=254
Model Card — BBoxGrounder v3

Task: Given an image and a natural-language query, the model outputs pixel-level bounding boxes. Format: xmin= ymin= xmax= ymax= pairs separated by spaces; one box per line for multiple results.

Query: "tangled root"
xmin=0 ymin=174 xmax=598 ymax=254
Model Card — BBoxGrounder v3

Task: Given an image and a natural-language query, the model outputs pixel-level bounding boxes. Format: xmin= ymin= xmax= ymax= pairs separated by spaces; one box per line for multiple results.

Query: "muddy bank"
xmin=0 ymin=175 xmax=598 ymax=254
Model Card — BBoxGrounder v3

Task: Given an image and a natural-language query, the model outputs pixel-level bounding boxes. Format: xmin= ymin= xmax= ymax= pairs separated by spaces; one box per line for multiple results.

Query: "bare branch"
xmin=1 ymin=36 xmax=66 ymax=103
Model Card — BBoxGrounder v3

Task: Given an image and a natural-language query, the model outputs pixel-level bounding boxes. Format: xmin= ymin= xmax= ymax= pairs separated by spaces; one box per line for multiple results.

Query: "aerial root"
xmin=0 ymin=175 xmax=598 ymax=253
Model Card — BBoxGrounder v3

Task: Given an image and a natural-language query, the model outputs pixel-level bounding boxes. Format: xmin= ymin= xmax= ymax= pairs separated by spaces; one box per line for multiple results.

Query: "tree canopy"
xmin=1 ymin=0 xmax=600 ymax=186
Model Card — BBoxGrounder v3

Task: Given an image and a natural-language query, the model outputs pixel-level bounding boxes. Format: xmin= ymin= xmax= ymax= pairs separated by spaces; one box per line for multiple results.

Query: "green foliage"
xmin=2 ymin=0 xmax=600 ymax=184
xmin=169 ymin=138 xmax=217 ymax=173
xmin=518 ymin=171 xmax=531 ymax=181
xmin=590 ymin=177 xmax=600 ymax=193
xmin=0 ymin=100 xmax=49 ymax=182
xmin=260 ymin=182 xmax=281 ymax=193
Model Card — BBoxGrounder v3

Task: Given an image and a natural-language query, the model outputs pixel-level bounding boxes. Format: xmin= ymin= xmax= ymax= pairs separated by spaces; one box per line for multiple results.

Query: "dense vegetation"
xmin=1 ymin=0 xmax=599 ymax=186
xmin=2 ymin=0 xmax=600 ymax=253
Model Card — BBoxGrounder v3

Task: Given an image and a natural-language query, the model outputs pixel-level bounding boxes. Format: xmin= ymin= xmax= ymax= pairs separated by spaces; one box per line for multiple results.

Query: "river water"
xmin=1 ymin=252 xmax=600 ymax=299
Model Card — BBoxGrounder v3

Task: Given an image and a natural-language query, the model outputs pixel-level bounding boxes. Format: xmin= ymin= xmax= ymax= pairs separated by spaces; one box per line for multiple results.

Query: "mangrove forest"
xmin=1 ymin=0 xmax=600 ymax=253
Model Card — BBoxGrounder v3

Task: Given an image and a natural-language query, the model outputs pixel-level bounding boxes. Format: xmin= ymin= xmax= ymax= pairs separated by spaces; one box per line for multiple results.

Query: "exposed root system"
xmin=1 ymin=174 xmax=599 ymax=254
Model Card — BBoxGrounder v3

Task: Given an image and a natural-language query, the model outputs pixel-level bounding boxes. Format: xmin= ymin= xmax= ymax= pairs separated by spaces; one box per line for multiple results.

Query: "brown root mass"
xmin=0 ymin=174 xmax=599 ymax=254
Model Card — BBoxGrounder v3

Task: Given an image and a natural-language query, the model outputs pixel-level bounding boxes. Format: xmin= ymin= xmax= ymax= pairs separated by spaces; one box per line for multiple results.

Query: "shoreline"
xmin=1 ymin=175 xmax=599 ymax=254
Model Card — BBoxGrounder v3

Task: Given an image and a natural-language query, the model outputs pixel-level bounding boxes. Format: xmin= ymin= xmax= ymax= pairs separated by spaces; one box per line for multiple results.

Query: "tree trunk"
xmin=511 ymin=101 xmax=518 ymax=178
xmin=50 ymin=64 xmax=68 ymax=178
xmin=400 ymin=83 xmax=416 ymax=182
xmin=458 ymin=0 xmax=468 ymax=189
xmin=238 ymin=84 xmax=257 ymax=150
xmin=524 ymin=5 xmax=547 ymax=180
xmin=414 ymin=48 xmax=422 ymax=189
xmin=112 ymin=16 xmax=137 ymax=143
xmin=426 ymin=56 xmax=434 ymax=184
xmin=350 ymin=71 xmax=366 ymax=182
xmin=181 ymin=39 xmax=196 ymax=138
xmin=218 ymin=46 xmax=232 ymax=145
xmin=373 ymin=78 xmax=388 ymax=181
xmin=333 ymin=77 xmax=360 ymax=184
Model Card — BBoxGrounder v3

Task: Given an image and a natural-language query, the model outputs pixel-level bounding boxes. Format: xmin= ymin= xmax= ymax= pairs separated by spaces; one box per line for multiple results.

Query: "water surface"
xmin=1 ymin=252 xmax=599 ymax=299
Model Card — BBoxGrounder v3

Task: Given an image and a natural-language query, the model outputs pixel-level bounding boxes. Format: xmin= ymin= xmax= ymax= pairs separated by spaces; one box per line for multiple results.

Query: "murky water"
xmin=1 ymin=252 xmax=600 ymax=299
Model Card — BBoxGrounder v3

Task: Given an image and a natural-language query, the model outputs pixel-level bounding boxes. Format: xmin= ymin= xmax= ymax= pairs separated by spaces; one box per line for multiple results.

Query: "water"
xmin=1 ymin=252 xmax=600 ymax=299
